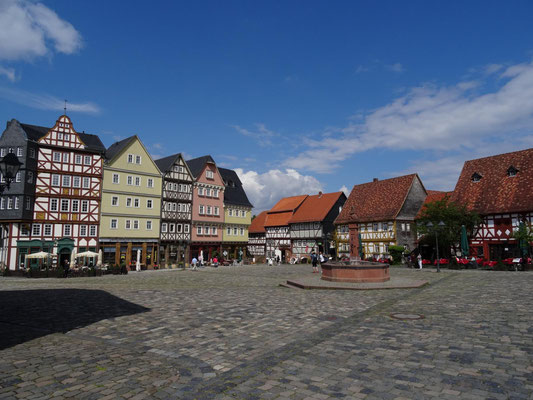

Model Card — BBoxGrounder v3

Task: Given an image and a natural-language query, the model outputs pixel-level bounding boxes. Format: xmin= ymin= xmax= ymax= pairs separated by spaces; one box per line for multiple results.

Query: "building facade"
xmin=100 ymin=136 xmax=162 ymax=268
xmin=335 ymin=175 xmax=427 ymax=259
xmin=155 ymin=153 xmax=193 ymax=267
xmin=289 ymin=192 xmax=346 ymax=260
xmin=219 ymin=168 xmax=253 ymax=260
xmin=451 ymin=148 xmax=533 ymax=260
xmin=186 ymin=156 xmax=225 ymax=262
xmin=247 ymin=210 xmax=267 ymax=260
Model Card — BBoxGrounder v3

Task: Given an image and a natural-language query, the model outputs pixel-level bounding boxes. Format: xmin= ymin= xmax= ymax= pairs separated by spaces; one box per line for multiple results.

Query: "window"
xmin=214 ymin=207 xmax=219 ymax=216
xmin=50 ymin=198 xmax=58 ymax=211
xmin=80 ymin=225 xmax=87 ymax=236
xmin=16 ymin=172 xmax=21 ymax=182
xmin=72 ymin=200 xmax=79 ymax=212
xmin=52 ymin=175 xmax=60 ymax=186
xmin=64 ymin=225 xmax=71 ymax=237
xmin=125 ymin=220 xmax=131 ymax=229
xmin=32 ymin=224 xmax=41 ymax=236
xmin=206 ymin=170 xmax=214 ymax=179
xmin=112 ymin=173 xmax=120 ymax=184
xmin=61 ymin=199 xmax=69 ymax=212
xmin=127 ymin=154 xmax=134 ymax=163
xmin=147 ymin=178 xmax=154 ymax=188
xmin=133 ymin=220 xmax=139 ymax=230
xmin=84 ymin=156 xmax=91 ymax=165
xmin=176 ymin=224 xmax=182 ymax=233
xmin=184 ymin=224 xmax=190 ymax=233
xmin=53 ymin=152 xmax=61 ymax=162
xmin=17 ymin=147 xmax=23 ymax=157
xmin=29 ymin=148 xmax=35 ymax=158
xmin=75 ymin=155 xmax=82 ymax=164
xmin=406 ymin=223 xmax=411 ymax=232
xmin=234 ymin=227 xmax=238 ymax=235
xmin=161 ymin=223 xmax=167 ymax=232
xmin=81 ymin=200 xmax=88 ymax=212
xmin=73 ymin=176 xmax=80 ymax=187
xmin=62 ymin=175 xmax=71 ymax=187
xmin=147 ymin=199 xmax=153 ymax=209
xmin=471 ymin=172 xmax=482 ymax=182
xmin=198 ymin=187 xmax=204 ymax=196
xmin=240 ymin=228 xmax=244 ymax=236
xmin=241 ymin=210 xmax=246 ymax=217
xmin=26 ymin=197 xmax=31 ymax=210
xmin=63 ymin=153 xmax=69 ymax=163
xmin=401 ymin=223 xmax=406 ymax=232
xmin=14 ymin=197 xmax=19 ymax=209
xmin=111 ymin=219 xmax=118 ymax=229
xmin=146 ymin=220 xmax=152 ymax=230
xmin=169 ymin=224 xmax=175 ymax=232
xmin=212 ymin=226 xmax=217 ymax=235
xmin=0 ymin=148 xmax=5 ymax=157
xmin=227 ymin=227 xmax=231 ymax=235
xmin=205 ymin=226 xmax=210 ymax=235
xmin=199 ymin=205 xmax=204 ymax=214
xmin=135 ymin=177 xmax=141 ymax=186
xmin=89 ymin=225 xmax=97 ymax=236
xmin=21 ymin=224 xmax=29 ymax=236
xmin=127 ymin=176 xmax=133 ymax=185
xmin=507 ymin=166 xmax=519 ymax=177
xmin=83 ymin=177 xmax=90 ymax=188
xmin=197 ymin=226 xmax=202 ymax=235
xmin=213 ymin=189 xmax=218 ymax=198
xmin=111 ymin=196 xmax=119 ymax=206
xmin=206 ymin=188 xmax=211 ymax=197
xmin=228 ymin=209 xmax=233 ymax=217
xmin=44 ymin=224 xmax=52 ymax=236
xmin=57 ymin=132 xmax=63 ymax=140
xmin=126 ymin=197 xmax=132 ymax=207
xmin=64 ymin=134 xmax=69 ymax=141
xmin=135 ymin=155 xmax=141 ymax=164
xmin=207 ymin=206 xmax=212 ymax=215
xmin=172 ymin=203 xmax=177 ymax=211
xmin=134 ymin=198 xmax=140 ymax=208
xmin=373 ymin=223 xmax=379 ymax=232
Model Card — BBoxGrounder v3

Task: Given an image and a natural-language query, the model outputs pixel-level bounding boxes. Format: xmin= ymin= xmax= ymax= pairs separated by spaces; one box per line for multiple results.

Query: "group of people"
xmin=310 ymin=251 xmax=327 ymax=273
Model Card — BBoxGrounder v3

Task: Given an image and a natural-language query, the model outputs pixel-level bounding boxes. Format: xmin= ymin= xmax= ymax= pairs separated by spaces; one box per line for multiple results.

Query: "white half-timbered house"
xmin=247 ymin=210 xmax=267 ymax=260
xmin=155 ymin=153 xmax=194 ymax=267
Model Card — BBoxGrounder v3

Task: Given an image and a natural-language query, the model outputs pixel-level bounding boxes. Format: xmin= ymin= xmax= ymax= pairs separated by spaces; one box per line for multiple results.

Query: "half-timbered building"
xmin=335 ymin=175 xmax=427 ymax=259
xmin=264 ymin=195 xmax=307 ymax=261
xmin=247 ymin=210 xmax=267 ymax=261
xmin=186 ymin=156 xmax=225 ymax=262
xmin=155 ymin=153 xmax=193 ymax=267
xmin=7 ymin=115 xmax=106 ymax=269
xmin=219 ymin=167 xmax=253 ymax=261
xmin=451 ymin=148 xmax=533 ymax=260
xmin=100 ymin=136 xmax=162 ymax=269
xmin=289 ymin=191 xmax=346 ymax=260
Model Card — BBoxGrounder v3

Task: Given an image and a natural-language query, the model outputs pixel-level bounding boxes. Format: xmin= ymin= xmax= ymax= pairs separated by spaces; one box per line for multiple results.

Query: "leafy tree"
xmin=388 ymin=245 xmax=405 ymax=265
xmin=416 ymin=195 xmax=481 ymax=258
xmin=513 ymin=223 xmax=533 ymax=256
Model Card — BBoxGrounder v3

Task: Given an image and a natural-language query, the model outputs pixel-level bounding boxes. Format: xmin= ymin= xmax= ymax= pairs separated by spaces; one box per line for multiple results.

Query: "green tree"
xmin=416 ymin=195 xmax=481 ymax=258
xmin=513 ymin=223 xmax=533 ymax=256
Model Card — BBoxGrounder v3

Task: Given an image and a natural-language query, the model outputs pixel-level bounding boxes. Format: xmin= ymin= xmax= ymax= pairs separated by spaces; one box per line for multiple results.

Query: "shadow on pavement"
xmin=0 ymin=289 xmax=150 ymax=350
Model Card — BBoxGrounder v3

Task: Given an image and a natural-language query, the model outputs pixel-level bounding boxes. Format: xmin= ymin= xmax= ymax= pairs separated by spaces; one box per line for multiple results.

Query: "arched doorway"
xmin=59 ymin=248 xmax=71 ymax=269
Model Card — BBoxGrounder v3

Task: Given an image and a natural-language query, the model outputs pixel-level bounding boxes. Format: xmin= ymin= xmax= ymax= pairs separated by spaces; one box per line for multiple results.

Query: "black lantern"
xmin=0 ymin=153 xmax=23 ymax=193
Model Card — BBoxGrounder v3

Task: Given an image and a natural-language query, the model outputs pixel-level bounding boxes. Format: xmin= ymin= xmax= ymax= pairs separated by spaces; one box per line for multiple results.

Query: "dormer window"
xmin=471 ymin=172 xmax=482 ymax=182
xmin=206 ymin=170 xmax=214 ymax=179
xmin=507 ymin=166 xmax=518 ymax=177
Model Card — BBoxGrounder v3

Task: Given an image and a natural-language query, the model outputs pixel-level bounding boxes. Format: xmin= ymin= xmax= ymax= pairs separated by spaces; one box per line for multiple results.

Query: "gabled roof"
xmin=289 ymin=192 xmax=345 ymax=224
xmin=154 ymin=153 xmax=180 ymax=173
xmin=218 ymin=167 xmax=253 ymax=208
xmin=105 ymin=136 xmax=137 ymax=162
xmin=264 ymin=211 xmax=294 ymax=227
xmin=264 ymin=195 xmax=308 ymax=227
xmin=415 ymin=190 xmax=451 ymax=219
xmin=19 ymin=123 xmax=106 ymax=153
xmin=249 ymin=211 xmax=268 ymax=233
xmin=186 ymin=155 xmax=216 ymax=178
xmin=335 ymin=174 xmax=420 ymax=224
xmin=451 ymin=148 xmax=533 ymax=215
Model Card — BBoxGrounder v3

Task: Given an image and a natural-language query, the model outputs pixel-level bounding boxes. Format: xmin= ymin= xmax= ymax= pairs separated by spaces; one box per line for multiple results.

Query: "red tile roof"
xmin=451 ymin=148 xmax=533 ymax=215
xmin=249 ymin=211 xmax=268 ymax=233
xmin=264 ymin=211 xmax=294 ymax=227
xmin=269 ymin=195 xmax=308 ymax=212
xmin=415 ymin=190 xmax=451 ymax=219
xmin=289 ymin=192 xmax=345 ymax=224
xmin=335 ymin=174 xmax=422 ymax=224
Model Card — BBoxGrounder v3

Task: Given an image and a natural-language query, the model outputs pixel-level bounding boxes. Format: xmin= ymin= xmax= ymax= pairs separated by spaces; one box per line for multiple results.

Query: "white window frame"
xmin=206 ymin=170 xmax=214 ymax=179
xmin=89 ymin=225 xmax=97 ymax=237
xmin=72 ymin=200 xmax=79 ymax=213
xmin=80 ymin=225 xmax=87 ymax=236
xmin=84 ymin=156 xmax=91 ymax=165
xmin=64 ymin=224 xmax=71 ymax=237
xmin=83 ymin=177 xmax=90 ymax=189
xmin=112 ymin=173 xmax=120 ymax=184
xmin=62 ymin=175 xmax=71 ymax=187
xmin=110 ymin=219 xmax=118 ymax=229
xmin=199 ymin=205 xmax=204 ymax=215
xmin=50 ymin=198 xmax=58 ymax=211
xmin=127 ymin=176 xmax=133 ymax=185
xmin=135 ymin=176 xmax=141 ymax=186
xmin=111 ymin=196 xmax=119 ymax=206
xmin=147 ymin=178 xmax=154 ymax=188
xmin=75 ymin=155 xmax=82 ymax=164
xmin=81 ymin=200 xmax=88 ymax=213
xmin=133 ymin=220 xmax=139 ymax=230
xmin=127 ymin=154 xmax=134 ymax=163
xmin=32 ymin=224 xmax=41 ymax=236
xmin=146 ymin=199 xmax=153 ymax=209
xmin=61 ymin=199 xmax=69 ymax=212
xmin=197 ymin=226 xmax=202 ymax=235
xmin=184 ymin=224 xmax=190 ymax=233
xmin=126 ymin=197 xmax=132 ymax=207
xmin=73 ymin=176 xmax=81 ymax=188
xmin=52 ymin=174 xmax=60 ymax=186
xmin=212 ymin=226 xmax=217 ymax=235
xmin=134 ymin=198 xmax=140 ymax=208
xmin=125 ymin=220 xmax=131 ymax=230
xmin=146 ymin=220 xmax=152 ymax=230
xmin=135 ymin=155 xmax=141 ymax=164
xmin=44 ymin=224 xmax=52 ymax=236
xmin=53 ymin=152 xmax=61 ymax=162
xmin=161 ymin=223 xmax=167 ymax=232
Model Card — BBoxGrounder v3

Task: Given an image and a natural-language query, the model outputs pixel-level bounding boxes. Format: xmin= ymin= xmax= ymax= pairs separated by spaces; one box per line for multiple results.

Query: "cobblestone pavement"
xmin=0 ymin=265 xmax=532 ymax=399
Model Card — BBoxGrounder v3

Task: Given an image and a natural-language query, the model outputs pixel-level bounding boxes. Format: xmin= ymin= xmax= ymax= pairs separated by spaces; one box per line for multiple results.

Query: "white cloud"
xmin=0 ymin=86 xmax=99 ymax=113
xmin=231 ymin=123 xmax=279 ymax=147
xmin=386 ymin=63 xmax=404 ymax=73
xmin=235 ymin=168 xmax=323 ymax=212
xmin=286 ymin=61 xmax=533 ymax=173
xmin=339 ymin=185 xmax=350 ymax=197
xmin=0 ymin=0 xmax=82 ymax=61
xmin=0 ymin=66 xmax=17 ymax=82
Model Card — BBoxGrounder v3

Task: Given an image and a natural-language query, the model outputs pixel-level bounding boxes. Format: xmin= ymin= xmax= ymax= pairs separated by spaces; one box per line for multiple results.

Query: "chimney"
xmin=373 ymin=178 xmax=378 ymax=182
xmin=318 ymin=191 xmax=323 ymax=197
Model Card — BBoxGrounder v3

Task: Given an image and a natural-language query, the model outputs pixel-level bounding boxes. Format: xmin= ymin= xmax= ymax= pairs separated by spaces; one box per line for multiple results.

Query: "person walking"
xmin=191 ymin=257 xmax=198 ymax=270
xmin=311 ymin=251 xmax=318 ymax=273
xmin=417 ymin=253 xmax=422 ymax=270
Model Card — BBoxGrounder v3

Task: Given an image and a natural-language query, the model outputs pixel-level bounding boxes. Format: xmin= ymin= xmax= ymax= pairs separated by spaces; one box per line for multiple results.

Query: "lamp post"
xmin=427 ymin=221 xmax=446 ymax=272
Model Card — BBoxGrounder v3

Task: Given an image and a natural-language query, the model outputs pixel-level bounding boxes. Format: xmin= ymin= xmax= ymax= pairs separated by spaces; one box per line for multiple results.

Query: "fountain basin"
xmin=321 ymin=260 xmax=390 ymax=283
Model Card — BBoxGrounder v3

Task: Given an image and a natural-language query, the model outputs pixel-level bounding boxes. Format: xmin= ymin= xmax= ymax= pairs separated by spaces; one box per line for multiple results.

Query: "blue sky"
xmin=1 ymin=0 xmax=533 ymax=212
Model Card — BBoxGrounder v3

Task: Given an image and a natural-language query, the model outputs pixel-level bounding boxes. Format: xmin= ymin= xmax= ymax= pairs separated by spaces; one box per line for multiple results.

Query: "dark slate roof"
xmin=186 ymin=155 xmax=215 ymax=178
xmin=105 ymin=136 xmax=137 ymax=162
xmin=155 ymin=153 xmax=181 ymax=173
xmin=20 ymin=123 xmax=106 ymax=153
xmin=218 ymin=167 xmax=253 ymax=208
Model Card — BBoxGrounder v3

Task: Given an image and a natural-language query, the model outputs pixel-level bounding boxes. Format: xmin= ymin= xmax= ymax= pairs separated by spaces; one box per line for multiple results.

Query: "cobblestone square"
xmin=0 ymin=265 xmax=532 ymax=399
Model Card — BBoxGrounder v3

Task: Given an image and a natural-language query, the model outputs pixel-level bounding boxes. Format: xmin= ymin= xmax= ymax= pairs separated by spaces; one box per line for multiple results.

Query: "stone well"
xmin=321 ymin=259 xmax=390 ymax=283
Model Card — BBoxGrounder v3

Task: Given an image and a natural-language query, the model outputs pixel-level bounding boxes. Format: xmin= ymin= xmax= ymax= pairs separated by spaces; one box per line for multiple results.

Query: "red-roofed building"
xmin=415 ymin=190 xmax=451 ymax=220
xmin=247 ymin=211 xmax=268 ymax=259
xmin=289 ymin=191 xmax=346 ymax=259
xmin=335 ymin=174 xmax=427 ymax=258
xmin=451 ymin=148 xmax=533 ymax=260
xmin=264 ymin=195 xmax=307 ymax=261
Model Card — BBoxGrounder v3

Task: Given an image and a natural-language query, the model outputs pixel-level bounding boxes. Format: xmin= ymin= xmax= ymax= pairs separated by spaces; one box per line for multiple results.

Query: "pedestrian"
xmin=198 ymin=253 xmax=203 ymax=267
xmin=213 ymin=256 xmax=218 ymax=267
xmin=268 ymin=257 xmax=274 ymax=266
xmin=191 ymin=257 xmax=198 ymax=270
xmin=311 ymin=251 xmax=318 ymax=273
xmin=276 ymin=255 xmax=280 ymax=265
xmin=63 ymin=258 xmax=70 ymax=278
xmin=417 ymin=253 xmax=422 ymax=270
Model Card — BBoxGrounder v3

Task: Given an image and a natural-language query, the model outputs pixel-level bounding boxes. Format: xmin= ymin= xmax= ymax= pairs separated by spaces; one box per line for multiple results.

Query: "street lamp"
xmin=427 ymin=221 xmax=446 ymax=272
xmin=0 ymin=153 xmax=23 ymax=194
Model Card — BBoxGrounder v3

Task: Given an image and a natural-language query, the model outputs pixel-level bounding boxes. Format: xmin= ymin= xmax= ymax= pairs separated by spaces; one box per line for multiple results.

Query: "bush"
xmin=388 ymin=245 xmax=405 ymax=265
xmin=494 ymin=261 xmax=507 ymax=271
xmin=120 ymin=263 xmax=128 ymax=275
